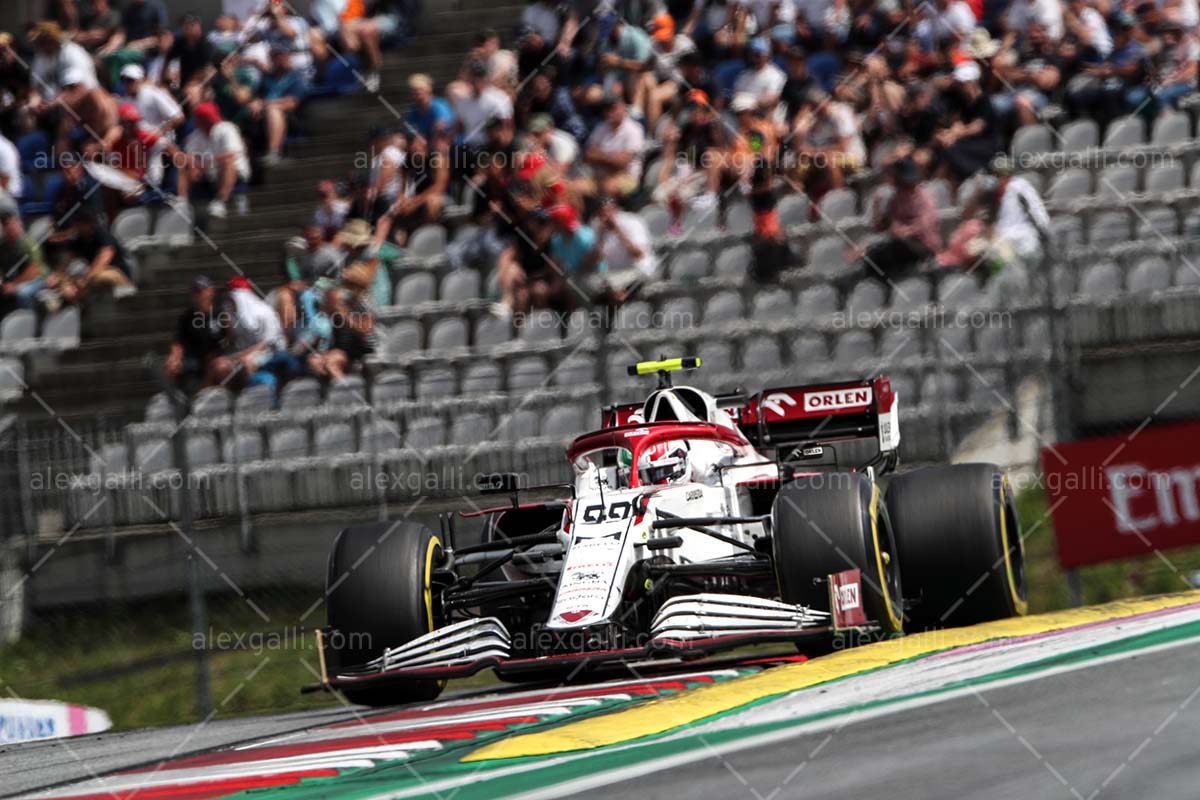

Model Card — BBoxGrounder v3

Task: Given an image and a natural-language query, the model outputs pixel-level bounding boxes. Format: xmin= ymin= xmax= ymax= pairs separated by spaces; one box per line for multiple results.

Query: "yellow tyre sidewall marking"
xmin=465 ymin=591 xmax=1200 ymax=761
xmin=424 ymin=534 xmax=445 ymax=689
xmin=998 ymin=475 xmax=1028 ymax=616
xmin=870 ymin=484 xmax=904 ymax=633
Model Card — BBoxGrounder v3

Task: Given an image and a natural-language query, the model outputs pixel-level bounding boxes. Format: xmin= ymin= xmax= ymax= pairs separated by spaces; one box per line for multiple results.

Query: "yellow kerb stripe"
xmin=464 ymin=591 xmax=1200 ymax=761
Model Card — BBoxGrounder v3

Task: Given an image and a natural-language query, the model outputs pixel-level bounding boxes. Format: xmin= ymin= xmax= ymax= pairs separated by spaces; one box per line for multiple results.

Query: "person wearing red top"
xmin=103 ymin=103 xmax=181 ymax=215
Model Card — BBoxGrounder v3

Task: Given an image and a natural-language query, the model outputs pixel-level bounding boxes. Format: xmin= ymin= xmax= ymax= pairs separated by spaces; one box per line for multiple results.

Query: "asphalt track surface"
xmin=570 ymin=638 xmax=1200 ymax=800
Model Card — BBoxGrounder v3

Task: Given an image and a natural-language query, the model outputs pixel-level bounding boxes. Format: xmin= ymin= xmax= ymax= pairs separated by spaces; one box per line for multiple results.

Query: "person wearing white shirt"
xmin=1065 ymin=0 xmax=1112 ymax=56
xmin=585 ymin=97 xmax=645 ymax=198
xmin=119 ymin=63 xmax=183 ymax=140
xmin=29 ymin=21 xmax=98 ymax=98
xmin=180 ymin=102 xmax=251 ymax=219
xmin=528 ymin=114 xmax=578 ymax=166
xmin=917 ymin=0 xmax=976 ymax=44
xmin=994 ymin=174 xmax=1050 ymax=261
xmin=452 ymin=60 xmax=514 ymax=146
xmin=522 ymin=0 xmax=562 ymax=42
xmin=733 ymin=38 xmax=787 ymax=110
xmin=596 ymin=200 xmax=657 ymax=299
xmin=1006 ymin=0 xmax=1065 ymax=41
xmin=0 ymin=134 xmax=22 ymax=200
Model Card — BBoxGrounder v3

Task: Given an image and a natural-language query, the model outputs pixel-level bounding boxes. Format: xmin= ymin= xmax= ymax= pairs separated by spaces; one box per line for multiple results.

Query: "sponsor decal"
xmin=556 ymin=610 xmax=593 ymax=624
xmin=762 ymin=392 xmax=799 ymax=417
xmin=828 ymin=569 xmax=868 ymax=629
xmin=804 ymin=387 xmax=873 ymax=413
xmin=685 ymin=489 xmax=703 ymax=501
xmin=0 ymin=700 xmax=111 ymax=743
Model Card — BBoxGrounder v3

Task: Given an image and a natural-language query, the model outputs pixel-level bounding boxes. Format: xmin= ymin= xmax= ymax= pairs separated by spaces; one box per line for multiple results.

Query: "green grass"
xmin=3 ymin=483 xmax=1197 ymax=731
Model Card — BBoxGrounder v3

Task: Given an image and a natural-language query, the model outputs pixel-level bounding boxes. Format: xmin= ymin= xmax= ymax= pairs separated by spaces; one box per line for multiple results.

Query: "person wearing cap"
xmin=162 ymin=12 xmax=214 ymax=93
xmin=47 ymin=209 xmax=132 ymax=305
xmin=452 ymin=58 xmax=513 ymax=147
xmin=104 ymin=101 xmax=182 ymax=194
xmin=248 ymin=0 xmax=315 ymax=81
xmin=0 ymin=207 xmax=47 ymax=314
xmin=932 ymin=60 xmax=1000 ymax=183
xmin=1065 ymin=11 xmax=1149 ymax=126
xmin=179 ymin=101 xmax=251 ymax=219
xmin=585 ymin=96 xmax=645 ymax=198
xmin=516 ymin=69 xmax=589 ymax=142
xmin=520 ymin=0 xmax=563 ymax=45
xmin=119 ymin=63 xmax=183 ymax=140
xmin=547 ymin=203 xmax=604 ymax=284
xmin=596 ymin=13 xmax=656 ymax=116
xmin=29 ymin=20 xmax=99 ymax=105
xmin=1151 ymin=19 xmax=1198 ymax=111
xmin=733 ymin=37 xmax=786 ymax=111
xmin=166 ymin=276 xmax=222 ymax=392
xmin=250 ymin=46 xmax=308 ymax=167
xmin=989 ymin=24 xmax=1060 ymax=129
xmin=209 ymin=275 xmax=288 ymax=392
xmin=791 ymin=86 xmax=863 ymax=192
xmin=654 ymin=91 xmax=729 ymax=233
xmin=780 ymin=45 xmax=816 ymax=120
xmin=647 ymin=12 xmax=698 ymax=128
xmin=313 ymin=180 xmax=350 ymax=239
xmin=404 ymin=74 xmax=455 ymax=142
xmin=860 ymin=157 xmax=942 ymax=280
xmin=525 ymin=112 xmax=578 ymax=166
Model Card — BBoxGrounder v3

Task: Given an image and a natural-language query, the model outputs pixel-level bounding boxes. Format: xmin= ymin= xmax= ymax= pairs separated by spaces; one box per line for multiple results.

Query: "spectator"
xmin=366 ymin=125 xmax=405 ymax=221
xmin=1064 ymin=14 xmax=1151 ymax=127
xmin=472 ymin=27 xmax=518 ymax=88
xmin=379 ymin=129 xmax=451 ymax=245
xmin=209 ymin=275 xmax=288 ymax=390
xmin=791 ymin=86 xmax=864 ymax=194
xmin=521 ymin=0 xmax=563 ymax=45
xmin=525 ymin=112 xmax=578 ymax=167
xmin=310 ymin=0 xmax=384 ymax=92
xmin=312 ymin=179 xmax=349 ymax=238
xmin=1152 ymin=20 xmax=1198 ymax=111
xmin=516 ymin=69 xmax=588 ymax=142
xmin=990 ymin=24 xmax=1060 ymax=128
xmin=28 ymin=21 xmax=98 ymax=104
xmin=105 ymin=0 xmax=169 ymax=85
xmin=164 ymin=12 xmax=215 ymax=100
xmin=306 ymin=286 xmax=375 ymax=382
xmin=780 ymin=44 xmax=817 ymax=118
xmin=916 ymin=0 xmax=976 ymax=47
xmin=1005 ymin=0 xmax=1065 ymax=42
xmin=0 ymin=131 xmax=21 ymax=202
xmin=279 ymin=222 xmax=343 ymax=334
xmin=404 ymin=73 xmax=454 ymax=141
xmin=179 ymin=101 xmax=251 ymax=219
xmin=252 ymin=46 xmax=308 ymax=166
xmin=597 ymin=14 xmax=656 ymax=115
xmin=647 ymin=12 xmax=698 ymax=128
xmin=933 ymin=60 xmax=1001 ymax=184
xmin=595 ymin=197 xmax=656 ymax=302
xmin=118 ymin=63 xmax=183 ymax=140
xmin=452 ymin=58 xmax=513 ymax=147
xmin=496 ymin=209 xmax=553 ymax=316
xmin=1063 ymin=0 xmax=1112 ymax=58
xmin=734 ymin=37 xmax=787 ymax=111
xmin=165 ymin=276 xmax=222 ymax=392
xmin=862 ymin=158 xmax=941 ymax=281
xmin=46 ymin=209 xmax=132 ymax=306
xmin=75 ymin=0 xmax=122 ymax=52
xmin=545 ymin=203 xmax=603 ymax=306
xmin=585 ymin=96 xmax=645 ymax=199
xmin=104 ymin=102 xmax=181 ymax=198
xmin=46 ymin=151 xmax=104 ymax=261
xmin=0 ymin=207 xmax=47 ymax=313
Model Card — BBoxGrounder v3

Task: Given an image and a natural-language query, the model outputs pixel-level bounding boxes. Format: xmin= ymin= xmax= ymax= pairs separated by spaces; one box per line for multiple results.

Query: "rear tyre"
xmin=772 ymin=473 xmax=904 ymax=635
xmin=325 ymin=521 xmax=445 ymax=706
xmin=885 ymin=463 xmax=1027 ymax=629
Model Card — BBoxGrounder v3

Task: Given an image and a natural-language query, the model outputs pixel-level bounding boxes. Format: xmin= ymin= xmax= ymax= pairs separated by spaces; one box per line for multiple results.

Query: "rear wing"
xmin=737 ymin=377 xmax=899 ymax=458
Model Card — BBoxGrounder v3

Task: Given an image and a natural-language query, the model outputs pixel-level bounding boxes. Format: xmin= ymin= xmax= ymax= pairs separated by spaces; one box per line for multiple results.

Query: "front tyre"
xmin=772 ymin=473 xmax=904 ymax=635
xmin=885 ymin=463 xmax=1027 ymax=629
xmin=325 ymin=521 xmax=445 ymax=706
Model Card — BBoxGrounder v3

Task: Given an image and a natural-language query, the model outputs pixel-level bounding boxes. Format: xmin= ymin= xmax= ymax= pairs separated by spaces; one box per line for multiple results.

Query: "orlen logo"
xmin=836 ymin=582 xmax=860 ymax=611
xmin=805 ymin=387 xmax=873 ymax=413
xmin=1105 ymin=463 xmax=1200 ymax=534
xmin=762 ymin=392 xmax=798 ymax=416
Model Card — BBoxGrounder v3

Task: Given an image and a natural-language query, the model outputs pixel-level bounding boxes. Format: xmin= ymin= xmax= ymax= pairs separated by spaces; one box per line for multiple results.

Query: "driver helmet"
xmin=638 ymin=441 xmax=690 ymax=486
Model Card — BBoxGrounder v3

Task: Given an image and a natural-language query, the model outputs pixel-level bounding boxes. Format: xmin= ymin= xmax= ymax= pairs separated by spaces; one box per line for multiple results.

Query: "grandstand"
xmin=1 ymin=0 xmax=1200 ymax=611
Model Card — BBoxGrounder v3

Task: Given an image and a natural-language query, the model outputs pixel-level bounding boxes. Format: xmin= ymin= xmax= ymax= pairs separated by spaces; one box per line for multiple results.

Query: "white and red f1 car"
xmin=308 ymin=359 xmax=1027 ymax=705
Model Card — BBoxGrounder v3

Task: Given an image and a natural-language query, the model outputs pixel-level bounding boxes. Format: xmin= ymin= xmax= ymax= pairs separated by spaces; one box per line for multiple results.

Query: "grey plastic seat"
xmin=741 ymin=337 xmax=782 ymax=372
xmin=1051 ymin=217 xmax=1085 ymax=251
xmin=281 ymin=378 xmax=322 ymax=410
xmin=461 ymin=361 xmax=502 ymax=394
xmin=371 ymin=371 xmax=410 ymax=405
xmin=658 ymin=296 xmax=698 ymax=330
xmin=415 ymin=367 xmax=457 ymax=399
xmin=540 ymin=404 xmax=585 ymax=438
xmin=520 ymin=308 xmax=563 ymax=342
xmin=1128 ymin=257 xmax=1171 ymax=293
xmin=669 ymin=250 xmax=709 ymax=282
xmin=702 ymin=291 xmax=743 ymax=325
xmin=184 ymin=432 xmax=219 ymax=468
xmin=1175 ymin=263 xmax=1200 ymax=287
xmin=832 ymin=330 xmax=875 ymax=365
xmin=133 ymin=438 xmax=172 ymax=472
xmin=975 ymin=322 xmax=1010 ymax=356
xmin=234 ymin=384 xmax=273 ymax=416
xmin=0 ymin=356 xmax=25 ymax=398
xmin=326 ymin=375 xmax=368 ymax=407
xmin=967 ymin=369 xmax=1005 ymax=409
xmin=507 ymin=356 xmax=549 ymax=390
xmin=1089 ymin=211 xmax=1129 ymax=249
xmin=91 ymin=442 xmax=129 ymax=474
xmin=405 ymin=416 xmax=446 ymax=449
xmin=1015 ymin=171 xmax=1044 ymax=194
xmin=922 ymin=179 xmax=952 ymax=210
xmin=427 ymin=316 xmax=469 ymax=350
xmin=494 ymin=409 xmax=539 ymax=441
xmin=268 ymin=426 xmax=309 ymax=458
xmin=153 ymin=205 xmax=194 ymax=245
xmin=383 ymin=320 xmax=422 ymax=355
xmin=474 ymin=312 xmax=513 ymax=345
xmin=1152 ymin=110 xmax=1189 ymax=145
xmin=1060 ymin=119 xmax=1098 ymax=152
xmin=111 ymin=207 xmax=151 ymax=246
xmin=554 ymin=353 xmax=596 ymax=386
xmin=845 ymin=280 xmax=887 ymax=317
xmin=223 ymin=431 xmax=263 ymax=463
xmin=866 ymin=185 xmax=894 ymax=218
xmin=714 ymin=244 xmax=751 ymax=279
xmin=751 ymin=288 xmax=793 ymax=322
xmin=439 ymin=270 xmax=481 ymax=303
xmin=314 ymin=422 xmax=355 ymax=453
xmin=817 ymin=188 xmax=857 ymax=222
xmin=408 ymin=225 xmax=447 ymax=258
xmin=450 ymin=412 xmax=493 ymax=445
xmin=1097 ymin=165 xmax=1138 ymax=198
xmin=725 ymin=201 xmax=754 ymax=234
xmin=640 ymin=204 xmax=670 ymax=239
xmin=791 ymin=332 xmax=828 ymax=364
xmin=956 ymin=173 xmax=986 ymax=207
xmin=1051 ymin=264 xmax=1076 ymax=298
xmin=614 ymin=300 xmax=652 ymax=332
xmin=145 ymin=392 xmax=173 ymax=421
xmin=1 ymin=309 xmax=35 ymax=342
xmin=777 ymin=193 xmax=810 ymax=227
xmin=888 ymin=276 xmax=932 ymax=313
xmin=1011 ymin=124 xmax=1053 ymax=159
xmin=1048 ymin=169 xmax=1092 ymax=202
xmin=696 ymin=340 xmax=734 ymax=375
xmin=1138 ymin=206 xmax=1178 ymax=238
xmin=1102 ymin=115 xmax=1144 ymax=148
xmin=889 ymin=372 xmax=917 ymax=406
xmin=879 ymin=326 xmax=922 ymax=363
xmin=920 ymin=371 xmax=962 ymax=406
xmin=361 ymin=419 xmax=404 ymax=452
xmin=1146 ymin=163 xmax=1185 ymax=193
xmin=42 ymin=307 xmax=80 ymax=341
xmin=797 ymin=283 xmax=838 ymax=320
xmin=192 ymin=387 xmax=231 ymax=417
xmin=807 ymin=237 xmax=848 ymax=279
xmin=931 ymin=325 xmax=970 ymax=357
xmin=1078 ymin=261 xmax=1124 ymax=300
xmin=393 ymin=271 xmax=437 ymax=306
xmin=938 ymin=274 xmax=982 ymax=309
